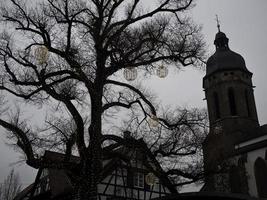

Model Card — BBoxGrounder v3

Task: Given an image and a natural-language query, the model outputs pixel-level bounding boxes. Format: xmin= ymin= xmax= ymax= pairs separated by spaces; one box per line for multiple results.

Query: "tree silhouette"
xmin=0 ymin=0 xmax=206 ymax=199
xmin=0 ymin=169 xmax=22 ymax=200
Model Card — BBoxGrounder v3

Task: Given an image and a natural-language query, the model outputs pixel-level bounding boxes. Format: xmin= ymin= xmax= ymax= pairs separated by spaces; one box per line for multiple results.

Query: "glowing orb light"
xmin=148 ymin=114 xmax=159 ymax=127
xmin=145 ymin=173 xmax=156 ymax=186
xmin=34 ymin=46 xmax=49 ymax=64
xmin=156 ymin=65 xmax=168 ymax=78
xmin=123 ymin=67 xmax=137 ymax=81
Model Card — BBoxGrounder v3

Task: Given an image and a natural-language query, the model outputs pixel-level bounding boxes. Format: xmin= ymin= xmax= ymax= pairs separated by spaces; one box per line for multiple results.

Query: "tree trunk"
xmin=78 ymin=156 xmax=99 ymax=200
xmin=77 ymin=80 xmax=103 ymax=200
xmin=77 ymin=126 xmax=102 ymax=200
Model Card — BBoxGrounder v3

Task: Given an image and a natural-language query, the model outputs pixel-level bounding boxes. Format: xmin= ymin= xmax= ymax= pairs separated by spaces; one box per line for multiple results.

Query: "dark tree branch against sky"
xmin=0 ymin=168 xmax=22 ymax=200
xmin=0 ymin=0 xmax=207 ymax=199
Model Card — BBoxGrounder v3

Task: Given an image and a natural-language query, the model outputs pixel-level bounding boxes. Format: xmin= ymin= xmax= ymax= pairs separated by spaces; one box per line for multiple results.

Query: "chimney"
xmin=123 ymin=131 xmax=132 ymax=139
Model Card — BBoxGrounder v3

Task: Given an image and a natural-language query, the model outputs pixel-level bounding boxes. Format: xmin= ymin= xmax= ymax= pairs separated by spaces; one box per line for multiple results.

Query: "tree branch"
xmin=105 ymin=79 xmax=157 ymax=115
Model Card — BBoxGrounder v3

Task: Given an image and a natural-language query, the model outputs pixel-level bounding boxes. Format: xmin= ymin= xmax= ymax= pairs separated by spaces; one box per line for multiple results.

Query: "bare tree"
xmin=0 ymin=169 xmax=22 ymax=200
xmin=0 ymin=0 xmax=206 ymax=199
xmin=118 ymin=106 xmax=208 ymax=187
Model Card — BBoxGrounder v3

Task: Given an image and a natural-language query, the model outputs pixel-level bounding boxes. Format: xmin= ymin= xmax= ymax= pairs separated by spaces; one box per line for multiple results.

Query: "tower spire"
xmin=213 ymin=16 xmax=228 ymax=49
xmin=215 ymin=14 xmax=220 ymax=32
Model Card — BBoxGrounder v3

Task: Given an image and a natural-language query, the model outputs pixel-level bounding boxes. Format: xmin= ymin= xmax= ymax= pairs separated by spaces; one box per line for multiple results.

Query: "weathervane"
xmin=215 ymin=14 xmax=221 ymax=32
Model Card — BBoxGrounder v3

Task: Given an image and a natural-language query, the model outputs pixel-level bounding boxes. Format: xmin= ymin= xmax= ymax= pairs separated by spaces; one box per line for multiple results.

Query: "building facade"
xmin=202 ymin=30 xmax=267 ymax=198
xmin=14 ymin=136 xmax=176 ymax=200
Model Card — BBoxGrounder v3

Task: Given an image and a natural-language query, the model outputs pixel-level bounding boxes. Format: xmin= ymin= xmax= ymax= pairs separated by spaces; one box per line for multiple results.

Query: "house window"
xmin=133 ymin=172 xmax=144 ymax=188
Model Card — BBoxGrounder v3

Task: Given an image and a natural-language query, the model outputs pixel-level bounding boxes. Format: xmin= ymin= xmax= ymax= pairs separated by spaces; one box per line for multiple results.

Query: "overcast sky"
xmin=0 ymin=0 xmax=267 ymax=190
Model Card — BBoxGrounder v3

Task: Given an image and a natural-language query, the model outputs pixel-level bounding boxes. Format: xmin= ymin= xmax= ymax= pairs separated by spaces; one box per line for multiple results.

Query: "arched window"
xmin=213 ymin=92 xmax=220 ymax=119
xmin=228 ymin=88 xmax=237 ymax=116
xmin=245 ymin=89 xmax=251 ymax=117
xmin=254 ymin=157 xmax=267 ymax=198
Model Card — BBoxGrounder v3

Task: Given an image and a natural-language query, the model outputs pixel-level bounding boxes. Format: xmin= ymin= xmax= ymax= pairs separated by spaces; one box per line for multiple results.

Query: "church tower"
xmin=202 ymin=29 xmax=263 ymax=194
xmin=203 ymin=31 xmax=259 ymax=135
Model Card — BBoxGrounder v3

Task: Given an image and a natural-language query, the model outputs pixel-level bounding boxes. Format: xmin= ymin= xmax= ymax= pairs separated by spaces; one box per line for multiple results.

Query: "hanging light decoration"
xmin=34 ymin=46 xmax=49 ymax=64
xmin=156 ymin=64 xmax=168 ymax=78
xmin=145 ymin=173 xmax=156 ymax=186
xmin=123 ymin=67 xmax=137 ymax=81
xmin=148 ymin=114 xmax=159 ymax=127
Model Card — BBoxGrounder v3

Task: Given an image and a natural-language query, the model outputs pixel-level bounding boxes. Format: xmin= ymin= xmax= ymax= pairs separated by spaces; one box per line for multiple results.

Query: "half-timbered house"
xmin=14 ymin=135 xmax=177 ymax=200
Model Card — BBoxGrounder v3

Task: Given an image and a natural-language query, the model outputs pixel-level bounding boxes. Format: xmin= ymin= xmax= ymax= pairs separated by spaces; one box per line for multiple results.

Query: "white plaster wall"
xmin=244 ymin=147 xmax=267 ymax=197
xmin=98 ymin=168 xmax=170 ymax=200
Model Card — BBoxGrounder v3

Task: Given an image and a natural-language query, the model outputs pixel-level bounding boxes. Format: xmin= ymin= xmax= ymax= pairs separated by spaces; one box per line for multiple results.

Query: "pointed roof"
xmin=205 ymin=30 xmax=251 ymax=77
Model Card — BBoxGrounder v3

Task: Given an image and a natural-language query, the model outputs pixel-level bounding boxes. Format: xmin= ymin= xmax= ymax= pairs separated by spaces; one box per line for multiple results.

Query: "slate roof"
xmin=205 ymin=31 xmax=252 ymax=77
xmin=206 ymin=49 xmax=250 ymax=76
xmin=236 ymin=124 xmax=267 ymax=144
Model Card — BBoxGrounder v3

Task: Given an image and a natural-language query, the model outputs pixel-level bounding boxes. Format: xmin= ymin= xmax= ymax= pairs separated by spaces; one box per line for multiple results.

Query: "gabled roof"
xmin=235 ymin=124 xmax=267 ymax=144
xmin=43 ymin=150 xmax=80 ymax=163
xmin=13 ymin=184 xmax=34 ymax=200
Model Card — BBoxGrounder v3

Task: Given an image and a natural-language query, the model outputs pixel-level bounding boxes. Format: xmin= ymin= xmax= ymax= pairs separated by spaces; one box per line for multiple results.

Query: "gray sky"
xmin=1 ymin=0 xmax=267 ymax=190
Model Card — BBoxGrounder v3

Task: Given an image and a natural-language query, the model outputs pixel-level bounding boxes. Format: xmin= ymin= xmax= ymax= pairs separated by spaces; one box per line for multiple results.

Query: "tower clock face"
xmin=214 ymin=124 xmax=223 ymax=134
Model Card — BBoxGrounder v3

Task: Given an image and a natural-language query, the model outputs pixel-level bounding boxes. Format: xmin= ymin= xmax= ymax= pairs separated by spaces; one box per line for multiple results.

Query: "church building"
xmin=201 ymin=28 xmax=267 ymax=198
